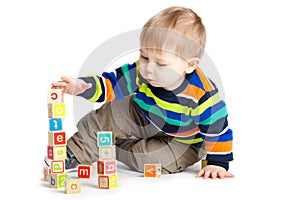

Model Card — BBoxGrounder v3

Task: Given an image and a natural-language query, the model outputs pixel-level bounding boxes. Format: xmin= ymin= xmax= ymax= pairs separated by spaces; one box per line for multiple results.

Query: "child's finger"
xmin=196 ymin=169 xmax=205 ymax=178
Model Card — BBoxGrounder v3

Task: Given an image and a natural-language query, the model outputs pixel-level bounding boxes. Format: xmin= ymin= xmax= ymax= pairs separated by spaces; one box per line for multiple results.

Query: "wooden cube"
xmin=48 ymin=88 xmax=64 ymax=104
xmin=97 ymin=160 xmax=117 ymax=175
xmin=97 ymin=131 xmax=113 ymax=146
xmin=144 ymin=164 xmax=161 ymax=178
xmin=47 ymin=145 xmax=66 ymax=160
xmin=48 ymin=131 xmax=66 ymax=146
xmin=43 ymin=167 xmax=50 ymax=181
xmin=99 ymin=146 xmax=115 ymax=161
xmin=65 ymin=178 xmax=81 ymax=194
xmin=77 ymin=165 xmax=92 ymax=179
xmin=98 ymin=174 xmax=118 ymax=189
xmin=49 ymin=173 xmax=69 ymax=188
xmin=48 ymin=103 xmax=66 ymax=118
xmin=49 ymin=118 xmax=63 ymax=131
xmin=50 ymin=160 xmax=65 ymax=174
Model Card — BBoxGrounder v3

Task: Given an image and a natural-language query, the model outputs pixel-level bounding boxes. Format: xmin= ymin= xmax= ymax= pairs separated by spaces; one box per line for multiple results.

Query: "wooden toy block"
xmin=43 ymin=167 xmax=50 ymax=181
xmin=77 ymin=165 xmax=92 ymax=179
xmin=48 ymin=103 xmax=66 ymax=118
xmin=97 ymin=131 xmax=113 ymax=146
xmin=144 ymin=164 xmax=161 ymax=178
xmin=50 ymin=160 xmax=65 ymax=174
xmin=47 ymin=145 xmax=67 ymax=160
xmin=48 ymin=131 xmax=66 ymax=146
xmin=201 ymin=160 xmax=207 ymax=168
xmin=48 ymin=88 xmax=64 ymax=104
xmin=99 ymin=146 xmax=115 ymax=161
xmin=97 ymin=160 xmax=117 ymax=175
xmin=49 ymin=173 xmax=69 ymax=188
xmin=49 ymin=118 xmax=63 ymax=131
xmin=65 ymin=178 xmax=81 ymax=194
xmin=98 ymin=174 xmax=118 ymax=189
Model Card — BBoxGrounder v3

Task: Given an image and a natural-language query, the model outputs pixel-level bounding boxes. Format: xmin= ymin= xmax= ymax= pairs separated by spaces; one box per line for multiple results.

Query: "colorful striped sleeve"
xmin=195 ymin=87 xmax=234 ymax=170
xmin=77 ymin=61 xmax=139 ymax=103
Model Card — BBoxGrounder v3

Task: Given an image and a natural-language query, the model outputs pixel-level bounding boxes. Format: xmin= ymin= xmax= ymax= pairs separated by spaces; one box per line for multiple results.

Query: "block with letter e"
xmin=48 ymin=131 xmax=66 ymax=146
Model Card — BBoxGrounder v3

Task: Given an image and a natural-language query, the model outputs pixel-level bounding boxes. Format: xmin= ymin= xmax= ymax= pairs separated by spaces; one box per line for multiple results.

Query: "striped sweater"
xmin=78 ymin=61 xmax=233 ymax=170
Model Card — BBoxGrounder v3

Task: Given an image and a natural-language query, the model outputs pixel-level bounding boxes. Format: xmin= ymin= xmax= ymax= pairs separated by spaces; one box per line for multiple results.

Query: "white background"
xmin=1 ymin=0 xmax=299 ymax=199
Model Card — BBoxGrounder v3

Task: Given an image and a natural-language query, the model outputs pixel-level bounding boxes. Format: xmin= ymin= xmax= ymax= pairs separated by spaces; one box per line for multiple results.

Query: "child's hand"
xmin=196 ymin=165 xmax=234 ymax=179
xmin=52 ymin=76 xmax=92 ymax=95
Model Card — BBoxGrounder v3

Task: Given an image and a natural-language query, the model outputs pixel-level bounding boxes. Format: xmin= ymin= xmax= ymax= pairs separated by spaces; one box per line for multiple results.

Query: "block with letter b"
xmin=97 ymin=160 xmax=117 ymax=175
xmin=144 ymin=163 xmax=161 ymax=178
xmin=49 ymin=173 xmax=69 ymax=188
xmin=49 ymin=118 xmax=63 ymax=131
xmin=98 ymin=174 xmax=118 ymax=189
xmin=48 ymin=103 xmax=66 ymax=118
xmin=48 ymin=131 xmax=66 ymax=146
xmin=48 ymin=88 xmax=64 ymax=104
xmin=97 ymin=131 xmax=113 ymax=146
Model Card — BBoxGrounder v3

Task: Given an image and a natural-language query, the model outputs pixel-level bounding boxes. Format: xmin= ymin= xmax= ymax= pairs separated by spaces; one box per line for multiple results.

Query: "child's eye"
xmin=157 ymin=63 xmax=167 ymax=67
xmin=141 ymin=56 xmax=149 ymax=61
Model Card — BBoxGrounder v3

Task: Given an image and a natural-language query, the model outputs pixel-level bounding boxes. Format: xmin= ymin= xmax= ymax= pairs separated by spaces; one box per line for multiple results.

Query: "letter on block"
xmin=65 ymin=178 xmax=81 ymax=194
xmin=48 ymin=131 xmax=66 ymax=146
xmin=97 ymin=131 xmax=113 ymax=146
xmin=77 ymin=165 xmax=92 ymax=179
xmin=48 ymin=103 xmax=66 ymax=118
xmin=144 ymin=164 xmax=161 ymax=178
xmin=48 ymin=88 xmax=64 ymax=104
xmin=97 ymin=160 xmax=117 ymax=175
xmin=50 ymin=160 xmax=65 ymax=174
xmin=43 ymin=167 xmax=50 ymax=181
xmin=49 ymin=118 xmax=63 ymax=131
xmin=99 ymin=146 xmax=115 ymax=161
xmin=98 ymin=174 xmax=118 ymax=189
xmin=49 ymin=174 xmax=69 ymax=188
xmin=47 ymin=145 xmax=66 ymax=160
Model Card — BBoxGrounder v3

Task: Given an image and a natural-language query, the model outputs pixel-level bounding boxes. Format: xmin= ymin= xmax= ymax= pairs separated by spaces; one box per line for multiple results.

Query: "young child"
xmin=48 ymin=6 xmax=234 ymax=179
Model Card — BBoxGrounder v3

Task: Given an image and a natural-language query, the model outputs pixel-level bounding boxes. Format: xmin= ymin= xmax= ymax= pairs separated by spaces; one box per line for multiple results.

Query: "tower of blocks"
xmin=45 ymin=88 xmax=81 ymax=194
xmin=97 ymin=131 xmax=118 ymax=189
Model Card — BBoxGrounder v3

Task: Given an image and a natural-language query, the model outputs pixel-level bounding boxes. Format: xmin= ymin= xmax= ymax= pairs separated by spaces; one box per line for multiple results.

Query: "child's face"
xmin=139 ymin=49 xmax=192 ymax=91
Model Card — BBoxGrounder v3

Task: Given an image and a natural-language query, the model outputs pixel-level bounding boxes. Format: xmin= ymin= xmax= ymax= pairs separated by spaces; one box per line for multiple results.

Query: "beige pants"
xmin=67 ymin=95 xmax=205 ymax=174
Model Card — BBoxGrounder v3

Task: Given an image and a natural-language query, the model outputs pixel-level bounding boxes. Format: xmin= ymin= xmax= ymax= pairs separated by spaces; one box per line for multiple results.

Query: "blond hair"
xmin=140 ymin=6 xmax=206 ymax=60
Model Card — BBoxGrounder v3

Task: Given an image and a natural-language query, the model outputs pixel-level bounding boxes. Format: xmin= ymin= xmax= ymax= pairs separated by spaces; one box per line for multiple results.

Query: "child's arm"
xmin=52 ymin=61 xmax=139 ymax=103
xmin=51 ymin=76 xmax=92 ymax=95
xmin=192 ymin=75 xmax=234 ymax=178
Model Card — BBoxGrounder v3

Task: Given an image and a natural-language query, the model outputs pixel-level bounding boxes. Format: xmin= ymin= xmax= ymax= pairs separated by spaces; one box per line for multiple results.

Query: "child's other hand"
xmin=52 ymin=76 xmax=92 ymax=95
xmin=196 ymin=165 xmax=234 ymax=179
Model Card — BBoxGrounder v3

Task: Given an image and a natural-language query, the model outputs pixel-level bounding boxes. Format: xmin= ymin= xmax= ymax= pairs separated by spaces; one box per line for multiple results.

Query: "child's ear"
xmin=185 ymin=58 xmax=200 ymax=74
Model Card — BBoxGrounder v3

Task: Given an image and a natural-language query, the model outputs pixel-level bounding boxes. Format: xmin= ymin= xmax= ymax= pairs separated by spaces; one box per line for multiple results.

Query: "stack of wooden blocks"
xmin=97 ymin=131 xmax=118 ymax=189
xmin=45 ymin=88 xmax=81 ymax=194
